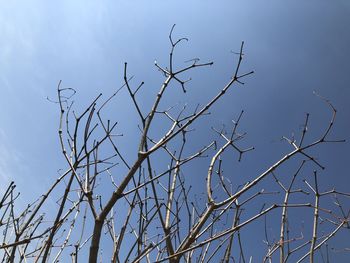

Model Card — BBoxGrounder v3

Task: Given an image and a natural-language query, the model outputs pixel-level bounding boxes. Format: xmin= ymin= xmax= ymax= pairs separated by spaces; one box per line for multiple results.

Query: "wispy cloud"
xmin=0 ymin=128 xmax=27 ymax=186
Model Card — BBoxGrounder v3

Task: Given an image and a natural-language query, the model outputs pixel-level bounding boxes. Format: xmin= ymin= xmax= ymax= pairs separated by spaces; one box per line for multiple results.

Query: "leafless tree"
xmin=1 ymin=25 xmax=349 ymax=263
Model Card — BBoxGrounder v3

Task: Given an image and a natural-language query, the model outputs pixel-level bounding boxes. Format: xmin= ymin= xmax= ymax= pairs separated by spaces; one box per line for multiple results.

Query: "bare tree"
xmin=1 ymin=25 xmax=349 ymax=263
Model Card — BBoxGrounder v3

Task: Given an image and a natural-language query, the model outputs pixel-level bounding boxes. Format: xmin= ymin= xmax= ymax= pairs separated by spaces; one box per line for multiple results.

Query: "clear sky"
xmin=0 ymin=0 xmax=349 ymax=261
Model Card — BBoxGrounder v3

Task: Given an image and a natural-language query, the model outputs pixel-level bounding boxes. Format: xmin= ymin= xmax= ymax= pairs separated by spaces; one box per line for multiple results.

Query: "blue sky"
xmin=0 ymin=0 xmax=350 ymax=261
